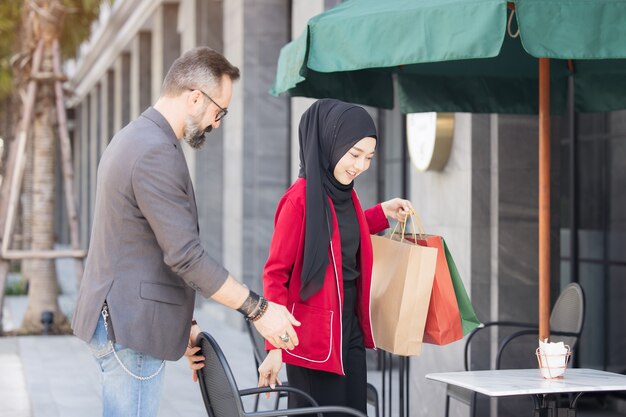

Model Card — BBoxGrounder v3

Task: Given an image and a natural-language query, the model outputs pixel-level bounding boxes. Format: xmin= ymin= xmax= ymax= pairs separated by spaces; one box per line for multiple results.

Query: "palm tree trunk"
xmin=19 ymin=125 xmax=34 ymax=285
xmin=2 ymin=0 xmax=103 ymax=334
xmin=20 ymin=43 xmax=67 ymax=333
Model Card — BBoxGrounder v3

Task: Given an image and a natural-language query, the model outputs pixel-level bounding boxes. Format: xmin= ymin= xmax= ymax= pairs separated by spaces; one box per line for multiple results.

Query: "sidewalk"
xmin=0 ymin=257 xmax=385 ymax=417
xmin=0 ymin=257 xmax=273 ymax=417
xmin=0 ymin=299 xmax=265 ymax=417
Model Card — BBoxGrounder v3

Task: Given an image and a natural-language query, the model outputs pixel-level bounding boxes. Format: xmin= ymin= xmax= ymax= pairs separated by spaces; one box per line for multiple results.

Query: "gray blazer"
xmin=72 ymin=107 xmax=228 ymax=361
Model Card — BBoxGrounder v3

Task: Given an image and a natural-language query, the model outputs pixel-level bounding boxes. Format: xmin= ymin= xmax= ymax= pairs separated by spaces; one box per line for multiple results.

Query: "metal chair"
xmin=196 ymin=331 xmax=368 ymax=417
xmin=244 ymin=320 xmax=380 ymax=417
xmin=445 ymin=282 xmax=585 ymax=417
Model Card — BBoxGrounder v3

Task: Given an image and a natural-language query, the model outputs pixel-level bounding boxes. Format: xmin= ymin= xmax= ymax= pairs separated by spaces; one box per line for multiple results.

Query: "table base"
xmin=381 ymin=352 xmax=410 ymax=417
xmin=533 ymin=393 xmax=584 ymax=417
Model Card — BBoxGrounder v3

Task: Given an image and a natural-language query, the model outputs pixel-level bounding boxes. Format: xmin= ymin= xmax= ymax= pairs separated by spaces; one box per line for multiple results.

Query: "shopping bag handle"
xmin=390 ymin=210 xmax=426 ymax=242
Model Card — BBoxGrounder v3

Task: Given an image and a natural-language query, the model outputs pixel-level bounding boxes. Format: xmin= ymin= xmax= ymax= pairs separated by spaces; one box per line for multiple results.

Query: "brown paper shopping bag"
xmin=370 ymin=233 xmax=438 ymax=356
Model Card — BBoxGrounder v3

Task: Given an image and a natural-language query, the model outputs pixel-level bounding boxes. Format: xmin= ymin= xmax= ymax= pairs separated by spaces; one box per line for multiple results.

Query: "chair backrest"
xmin=196 ymin=331 xmax=247 ymax=417
xmin=549 ymin=282 xmax=585 ymax=349
xmin=464 ymin=282 xmax=586 ymax=372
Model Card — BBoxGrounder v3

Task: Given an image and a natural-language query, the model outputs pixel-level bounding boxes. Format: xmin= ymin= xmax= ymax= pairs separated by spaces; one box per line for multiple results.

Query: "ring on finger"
xmin=279 ymin=332 xmax=290 ymax=343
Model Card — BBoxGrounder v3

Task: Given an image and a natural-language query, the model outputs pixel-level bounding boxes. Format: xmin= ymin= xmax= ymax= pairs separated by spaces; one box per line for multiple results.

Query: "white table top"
xmin=426 ymin=369 xmax=626 ymax=397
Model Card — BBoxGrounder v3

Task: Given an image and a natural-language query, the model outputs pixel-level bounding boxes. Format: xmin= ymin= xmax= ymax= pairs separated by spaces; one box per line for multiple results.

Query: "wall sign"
xmin=406 ymin=112 xmax=454 ymax=172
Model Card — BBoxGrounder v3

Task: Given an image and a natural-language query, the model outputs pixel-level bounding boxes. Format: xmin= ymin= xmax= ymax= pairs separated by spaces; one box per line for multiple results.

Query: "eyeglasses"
xmin=189 ymin=88 xmax=228 ymax=122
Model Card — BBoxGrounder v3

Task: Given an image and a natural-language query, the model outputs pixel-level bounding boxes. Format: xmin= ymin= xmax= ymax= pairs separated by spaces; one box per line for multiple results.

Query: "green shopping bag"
xmin=443 ymin=240 xmax=481 ymax=335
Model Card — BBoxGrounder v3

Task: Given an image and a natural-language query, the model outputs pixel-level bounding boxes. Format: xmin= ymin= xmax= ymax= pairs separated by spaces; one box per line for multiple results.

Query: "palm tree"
xmin=1 ymin=0 xmax=106 ymax=334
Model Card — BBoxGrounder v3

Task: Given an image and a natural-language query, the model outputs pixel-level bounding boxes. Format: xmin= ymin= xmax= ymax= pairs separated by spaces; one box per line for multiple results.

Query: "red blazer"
xmin=263 ymin=178 xmax=389 ymax=375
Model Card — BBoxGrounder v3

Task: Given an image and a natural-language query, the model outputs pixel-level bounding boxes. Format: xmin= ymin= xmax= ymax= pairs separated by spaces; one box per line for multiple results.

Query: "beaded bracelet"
xmin=247 ymin=296 xmax=269 ymax=322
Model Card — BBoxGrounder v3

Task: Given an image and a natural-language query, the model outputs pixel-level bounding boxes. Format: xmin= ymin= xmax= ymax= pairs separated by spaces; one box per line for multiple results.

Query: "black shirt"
xmin=333 ymin=197 xmax=361 ymax=281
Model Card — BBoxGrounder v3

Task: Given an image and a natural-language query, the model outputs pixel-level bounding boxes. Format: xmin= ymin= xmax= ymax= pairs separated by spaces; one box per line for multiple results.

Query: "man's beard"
xmin=183 ymin=113 xmax=209 ymax=149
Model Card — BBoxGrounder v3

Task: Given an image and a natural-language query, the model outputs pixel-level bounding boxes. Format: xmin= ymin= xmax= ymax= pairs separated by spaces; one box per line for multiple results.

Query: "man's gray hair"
xmin=161 ymin=47 xmax=240 ymax=97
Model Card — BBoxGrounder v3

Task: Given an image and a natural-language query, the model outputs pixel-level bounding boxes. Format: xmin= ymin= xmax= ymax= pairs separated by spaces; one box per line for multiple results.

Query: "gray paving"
xmin=0 ymin=338 xmax=30 ymax=417
xmin=0 ymin=299 xmax=269 ymax=417
xmin=25 ymin=254 xmax=621 ymax=417
xmin=0 ymin=256 xmax=289 ymax=417
xmin=0 ymin=255 xmax=388 ymax=417
xmin=0 ymin=298 xmax=295 ymax=416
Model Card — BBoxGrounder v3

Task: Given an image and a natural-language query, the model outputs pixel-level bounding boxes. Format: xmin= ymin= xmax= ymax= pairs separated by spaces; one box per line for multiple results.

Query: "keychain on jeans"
xmin=101 ymin=304 xmax=165 ymax=381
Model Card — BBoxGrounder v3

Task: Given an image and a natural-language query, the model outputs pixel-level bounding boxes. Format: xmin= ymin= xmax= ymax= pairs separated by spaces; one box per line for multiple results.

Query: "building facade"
xmin=65 ymin=1 xmax=626 ymax=416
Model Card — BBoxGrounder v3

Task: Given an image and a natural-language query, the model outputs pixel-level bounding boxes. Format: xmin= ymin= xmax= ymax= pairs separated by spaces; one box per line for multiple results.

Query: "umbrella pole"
xmin=539 ymin=58 xmax=551 ymax=341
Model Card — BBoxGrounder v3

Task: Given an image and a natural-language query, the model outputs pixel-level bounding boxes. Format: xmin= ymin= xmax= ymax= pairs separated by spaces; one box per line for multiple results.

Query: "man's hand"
xmin=258 ymin=349 xmax=283 ymax=398
xmin=184 ymin=323 xmax=204 ymax=382
xmin=253 ymin=301 xmax=300 ymax=350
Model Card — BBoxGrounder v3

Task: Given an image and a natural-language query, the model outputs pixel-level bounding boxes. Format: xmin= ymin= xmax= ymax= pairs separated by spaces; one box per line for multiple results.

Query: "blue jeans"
xmin=89 ymin=315 xmax=166 ymax=417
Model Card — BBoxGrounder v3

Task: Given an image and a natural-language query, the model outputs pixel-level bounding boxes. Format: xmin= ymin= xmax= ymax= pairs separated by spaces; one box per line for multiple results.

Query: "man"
xmin=72 ymin=47 xmax=299 ymax=417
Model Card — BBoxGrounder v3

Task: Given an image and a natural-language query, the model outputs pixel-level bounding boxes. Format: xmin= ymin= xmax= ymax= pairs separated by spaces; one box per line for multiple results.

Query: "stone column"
xmin=105 ymin=69 xmax=115 ymax=145
xmin=222 ymin=0 xmax=245 ymax=290
xmin=289 ymin=1 xmax=324 ymax=181
xmin=100 ymin=76 xmax=109 ymax=155
xmin=407 ymin=114 xmax=473 ymax=417
xmin=463 ymin=113 xmax=563 ymax=417
xmin=89 ymin=87 xmax=100 ymax=227
xmin=222 ymin=0 xmax=291 ymax=303
xmin=79 ymin=98 xmax=90 ymax=247
xmin=467 ymin=114 xmax=498 ymax=417
xmin=194 ymin=0 xmax=225 ymax=266
xmin=196 ymin=0 xmax=223 ymax=49
xmin=151 ymin=3 xmax=181 ymax=104
xmin=179 ymin=0 xmax=197 ymax=52
xmin=113 ymin=57 xmax=123 ymax=133
xmin=240 ymin=0 xmax=291 ymax=291
xmin=153 ymin=3 xmax=189 ymax=171
xmin=162 ymin=3 xmax=181 ymax=81
xmin=137 ymin=31 xmax=152 ymax=114
xmin=494 ymin=114 xmax=561 ymax=417
xmin=130 ymin=34 xmax=142 ymax=120
xmin=113 ymin=52 xmax=132 ymax=130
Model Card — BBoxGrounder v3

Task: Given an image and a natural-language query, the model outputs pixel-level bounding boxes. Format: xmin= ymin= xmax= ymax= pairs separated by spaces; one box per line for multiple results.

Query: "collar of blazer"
xmin=141 ymin=107 xmax=179 ymax=147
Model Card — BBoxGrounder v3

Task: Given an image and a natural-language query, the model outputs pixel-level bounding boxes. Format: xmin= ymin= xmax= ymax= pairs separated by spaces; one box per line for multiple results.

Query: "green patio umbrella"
xmin=271 ymin=0 xmax=626 ymax=340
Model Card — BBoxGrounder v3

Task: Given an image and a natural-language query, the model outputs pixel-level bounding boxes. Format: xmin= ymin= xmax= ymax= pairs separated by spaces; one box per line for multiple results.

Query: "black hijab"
xmin=297 ymin=99 xmax=377 ymax=300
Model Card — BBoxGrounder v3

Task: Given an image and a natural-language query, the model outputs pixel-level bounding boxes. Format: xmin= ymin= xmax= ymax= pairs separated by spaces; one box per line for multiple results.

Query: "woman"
xmin=258 ymin=99 xmax=412 ymax=415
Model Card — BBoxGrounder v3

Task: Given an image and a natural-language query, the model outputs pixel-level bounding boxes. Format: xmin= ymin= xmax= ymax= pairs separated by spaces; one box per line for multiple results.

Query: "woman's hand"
xmin=381 ymin=198 xmax=414 ymax=222
xmin=258 ymin=349 xmax=283 ymax=398
xmin=185 ymin=323 xmax=205 ymax=382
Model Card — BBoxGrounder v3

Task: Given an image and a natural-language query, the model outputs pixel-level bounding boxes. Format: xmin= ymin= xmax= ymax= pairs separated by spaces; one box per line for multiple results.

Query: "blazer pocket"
xmin=140 ymin=281 xmax=186 ymax=305
xmin=286 ymin=303 xmax=333 ymax=363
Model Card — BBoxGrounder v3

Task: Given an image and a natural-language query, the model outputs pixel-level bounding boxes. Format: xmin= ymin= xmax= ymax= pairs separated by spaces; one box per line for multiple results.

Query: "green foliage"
xmin=59 ymin=0 xmax=108 ymax=59
xmin=0 ymin=0 xmax=113 ymax=101
xmin=0 ymin=0 xmax=21 ymax=98
xmin=5 ymin=279 xmax=28 ymax=295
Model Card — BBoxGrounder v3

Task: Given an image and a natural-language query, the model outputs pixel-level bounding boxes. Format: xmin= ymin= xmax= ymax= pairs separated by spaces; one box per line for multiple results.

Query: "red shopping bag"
xmin=410 ymin=235 xmax=464 ymax=345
